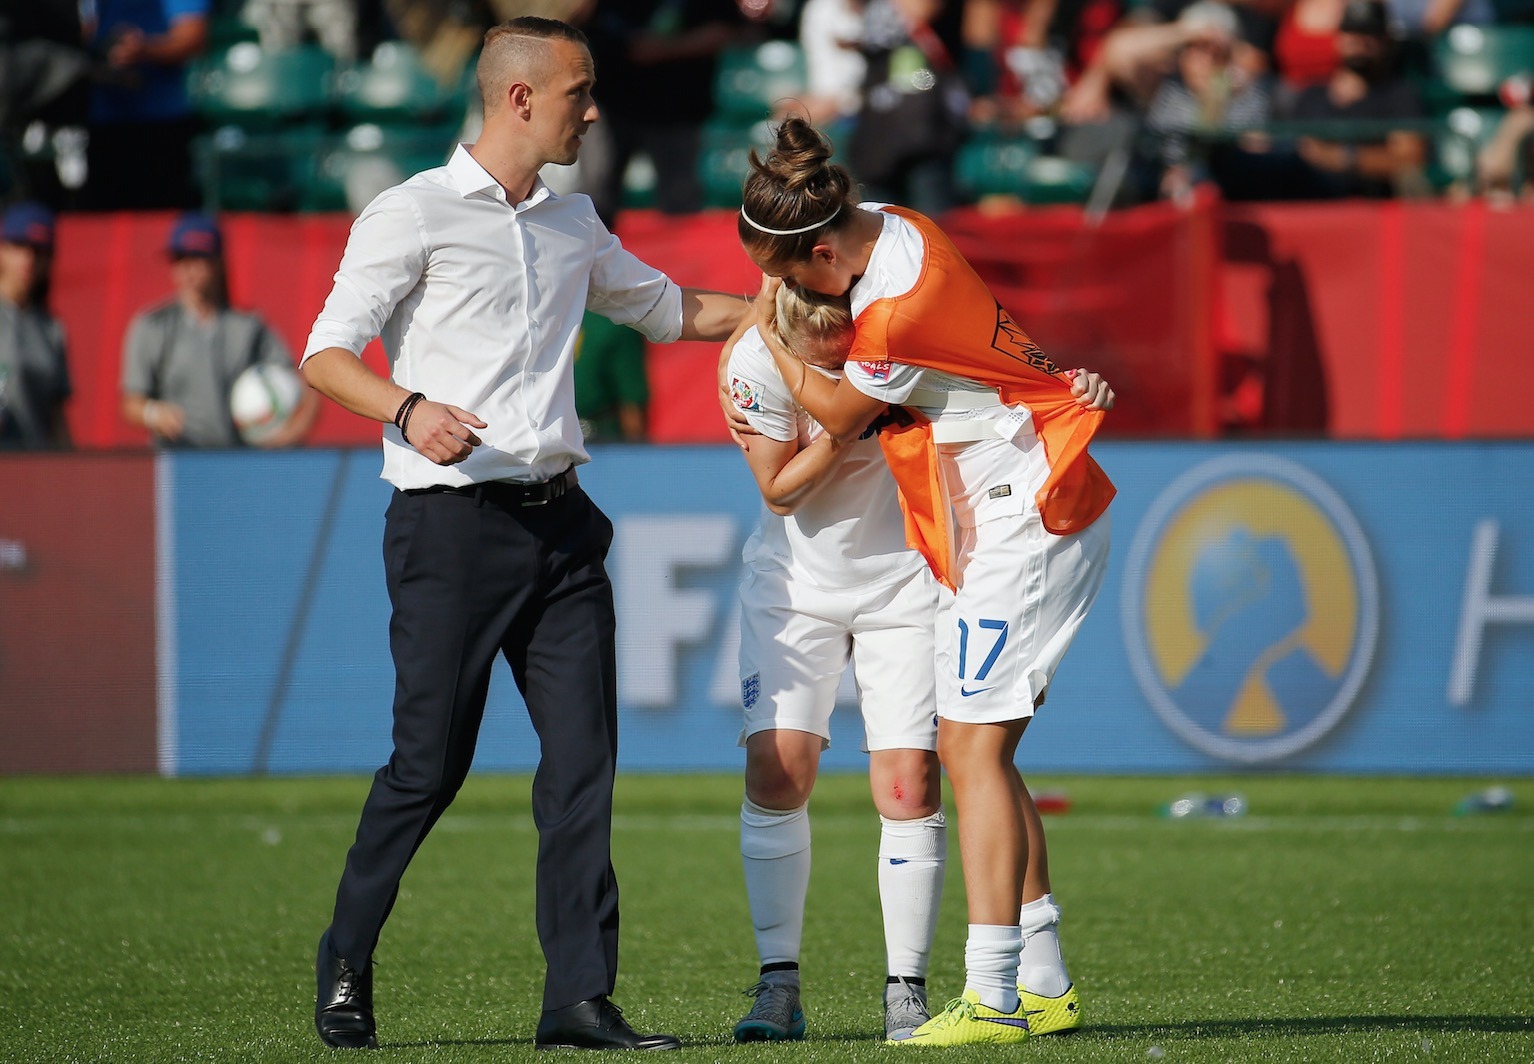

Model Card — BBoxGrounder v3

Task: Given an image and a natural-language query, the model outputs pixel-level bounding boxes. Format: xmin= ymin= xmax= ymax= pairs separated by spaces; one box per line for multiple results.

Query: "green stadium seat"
xmin=1433 ymin=106 xmax=1507 ymax=186
xmin=620 ymin=152 xmax=656 ymax=210
xmin=713 ymin=40 xmax=807 ymax=121
xmin=189 ymin=42 xmax=335 ymax=129
xmin=303 ymin=123 xmax=457 ymax=211
xmin=1434 ymin=25 xmax=1534 ymax=99
xmin=698 ymin=119 xmax=775 ymax=208
xmin=207 ymin=14 xmax=259 ymax=50
xmin=955 ymin=135 xmax=1097 ymax=205
xmin=194 ymin=125 xmax=328 ymax=210
xmin=333 ymin=42 xmax=469 ymax=125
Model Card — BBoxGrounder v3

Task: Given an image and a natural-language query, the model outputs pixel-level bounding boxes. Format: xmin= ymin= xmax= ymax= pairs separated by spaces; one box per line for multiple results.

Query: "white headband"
xmin=739 ymin=205 xmax=841 ymax=237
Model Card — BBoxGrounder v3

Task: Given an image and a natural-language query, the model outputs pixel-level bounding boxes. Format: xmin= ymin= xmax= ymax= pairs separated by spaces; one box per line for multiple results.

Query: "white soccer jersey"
xmin=728 ymin=325 xmax=922 ymax=591
xmin=842 ymin=205 xmax=1051 ymax=529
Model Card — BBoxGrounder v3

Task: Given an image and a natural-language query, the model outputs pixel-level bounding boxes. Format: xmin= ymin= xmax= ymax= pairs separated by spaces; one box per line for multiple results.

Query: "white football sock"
xmin=877 ymin=809 xmax=946 ymax=979
xmin=963 ymin=924 xmax=1022 ymax=1013
xmin=1018 ymin=893 xmax=1070 ymax=998
xmin=740 ymin=798 xmax=811 ymax=965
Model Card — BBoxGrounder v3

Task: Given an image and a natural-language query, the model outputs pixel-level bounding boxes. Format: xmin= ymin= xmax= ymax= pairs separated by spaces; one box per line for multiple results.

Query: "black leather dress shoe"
xmin=535 ymin=997 xmax=681 ymax=1051
xmin=315 ymin=930 xmax=377 ymax=1049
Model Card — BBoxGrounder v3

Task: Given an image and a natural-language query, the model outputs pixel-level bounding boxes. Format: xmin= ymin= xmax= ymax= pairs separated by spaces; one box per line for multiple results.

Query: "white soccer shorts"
xmin=935 ymin=510 xmax=1110 ymax=724
xmin=738 ymin=563 xmax=940 ymax=752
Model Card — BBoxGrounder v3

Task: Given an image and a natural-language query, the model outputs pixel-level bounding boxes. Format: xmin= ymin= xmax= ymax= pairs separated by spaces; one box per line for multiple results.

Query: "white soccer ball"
xmin=230 ymin=362 xmax=305 ymax=444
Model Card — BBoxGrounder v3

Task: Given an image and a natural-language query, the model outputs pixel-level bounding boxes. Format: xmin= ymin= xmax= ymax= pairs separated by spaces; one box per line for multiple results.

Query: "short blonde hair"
xmin=774 ymin=284 xmax=853 ymax=358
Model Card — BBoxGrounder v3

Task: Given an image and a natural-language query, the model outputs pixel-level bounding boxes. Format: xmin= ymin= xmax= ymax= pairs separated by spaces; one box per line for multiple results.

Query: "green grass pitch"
xmin=1 ymin=774 xmax=1530 ymax=1063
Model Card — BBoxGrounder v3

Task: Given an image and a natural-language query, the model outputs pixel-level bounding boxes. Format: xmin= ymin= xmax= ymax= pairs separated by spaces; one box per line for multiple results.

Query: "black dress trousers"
xmin=328 ymin=483 xmax=620 ymax=1012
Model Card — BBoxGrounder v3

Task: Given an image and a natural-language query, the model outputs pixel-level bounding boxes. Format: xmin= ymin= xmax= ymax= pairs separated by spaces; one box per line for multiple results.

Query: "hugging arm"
xmin=758 ymin=318 xmax=886 ymax=442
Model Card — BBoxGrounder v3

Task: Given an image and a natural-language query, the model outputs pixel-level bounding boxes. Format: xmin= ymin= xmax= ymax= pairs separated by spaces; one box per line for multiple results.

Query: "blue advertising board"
xmin=163 ymin=442 xmax=1534 ymax=776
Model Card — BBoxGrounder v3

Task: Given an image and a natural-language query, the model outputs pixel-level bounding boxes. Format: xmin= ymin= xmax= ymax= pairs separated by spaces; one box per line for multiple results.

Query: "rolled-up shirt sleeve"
xmin=303 ymin=190 xmax=427 ymax=362
xmin=585 ymin=225 xmax=683 ymax=344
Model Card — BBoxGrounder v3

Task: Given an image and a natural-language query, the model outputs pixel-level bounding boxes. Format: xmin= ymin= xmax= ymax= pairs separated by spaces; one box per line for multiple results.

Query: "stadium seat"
xmin=304 ymin=123 xmax=457 ymax=211
xmin=1434 ymin=25 xmax=1534 ymax=99
xmin=713 ymin=40 xmax=807 ymax=121
xmin=333 ymin=42 xmax=469 ymax=125
xmin=954 ymin=135 xmax=1096 ymax=205
xmin=193 ymin=125 xmax=328 ymax=210
xmin=698 ymin=119 xmax=775 ymax=208
xmin=1433 ymin=106 xmax=1507 ymax=186
xmin=189 ymin=42 xmax=336 ymax=129
xmin=207 ymin=14 xmax=259 ymax=50
xmin=620 ymin=153 xmax=657 ymax=210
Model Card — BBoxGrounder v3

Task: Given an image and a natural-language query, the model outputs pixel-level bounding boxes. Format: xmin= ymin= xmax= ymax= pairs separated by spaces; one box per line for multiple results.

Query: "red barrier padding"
xmin=0 ymin=453 xmax=158 ymax=773
xmin=44 ymin=200 xmax=1534 ymax=447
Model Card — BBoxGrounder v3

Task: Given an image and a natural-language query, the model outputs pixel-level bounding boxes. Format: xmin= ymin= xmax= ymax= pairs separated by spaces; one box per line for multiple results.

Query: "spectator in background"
xmin=1475 ymin=76 xmax=1534 ymax=204
xmin=583 ymin=1 xmax=757 ymax=226
xmin=794 ymin=0 xmax=868 ymax=134
xmin=242 ymin=0 xmax=360 ymax=61
xmin=1145 ymin=1 xmax=1272 ymax=199
xmin=0 ymin=0 xmax=92 ymax=204
xmin=121 ymin=212 xmax=318 ymax=447
xmin=962 ymin=0 xmax=1122 ymax=128
xmin=848 ymin=0 xmax=969 ymax=215
xmin=1051 ymin=0 xmax=1275 ymax=198
xmin=0 ymin=203 xmax=71 ymax=450
xmin=1057 ymin=0 xmax=1277 ymax=122
xmin=1387 ymin=0 xmax=1493 ymax=39
xmin=1270 ymin=0 xmax=1347 ymax=104
xmin=82 ymin=0 xmax=210 ymax=210
xmin=1286 ymin=0 xmax=1427 ymax=195
xmin=1206 ymin=0 xmax=1426 ymax=197
xmin=573 ymin=310 xmax=649 ymax=442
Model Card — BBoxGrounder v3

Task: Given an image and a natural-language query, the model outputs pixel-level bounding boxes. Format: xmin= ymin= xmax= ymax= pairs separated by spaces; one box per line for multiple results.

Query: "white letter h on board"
xmin=1448 ymin=519 xmax=1534 ymax=707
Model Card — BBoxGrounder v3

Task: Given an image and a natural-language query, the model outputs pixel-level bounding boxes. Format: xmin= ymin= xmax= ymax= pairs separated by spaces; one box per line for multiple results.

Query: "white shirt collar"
xmin=447 ymin=144 xmax=556 ymax=210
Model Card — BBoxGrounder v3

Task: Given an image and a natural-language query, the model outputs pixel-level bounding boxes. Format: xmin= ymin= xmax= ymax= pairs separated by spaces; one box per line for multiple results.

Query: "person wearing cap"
xmin=0 ymin=202 xmax=72 ymax=450
xmin=1287 ymin=0 xmax=1428 ymax=197
xmin=120 ymin=212 xmax=317 ymax=447
xmin=1145 ymin=1 xmax=1273 ymax=201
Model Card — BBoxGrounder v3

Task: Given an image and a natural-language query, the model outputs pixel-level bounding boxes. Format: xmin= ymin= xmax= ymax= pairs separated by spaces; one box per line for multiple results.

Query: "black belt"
xmin=406 ymin=466 xmax=578 ymax=507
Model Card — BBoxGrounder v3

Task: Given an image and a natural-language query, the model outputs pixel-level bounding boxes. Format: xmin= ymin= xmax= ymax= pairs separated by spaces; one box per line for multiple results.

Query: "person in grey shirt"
xmin=120 ymin=212 xmax=318 ymax=447
xmin=0 ymin=202 xmax=71 ymax=450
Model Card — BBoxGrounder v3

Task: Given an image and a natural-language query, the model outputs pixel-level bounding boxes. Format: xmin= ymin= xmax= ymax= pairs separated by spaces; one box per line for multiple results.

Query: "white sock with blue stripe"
xmin=877 ymin=808 xmax=946 ymax=978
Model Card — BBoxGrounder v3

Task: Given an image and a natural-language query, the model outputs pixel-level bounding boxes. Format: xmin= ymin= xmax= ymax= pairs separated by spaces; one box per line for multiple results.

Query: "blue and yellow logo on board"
xmin=1123 ymin=456 xmax=1379 ymax=763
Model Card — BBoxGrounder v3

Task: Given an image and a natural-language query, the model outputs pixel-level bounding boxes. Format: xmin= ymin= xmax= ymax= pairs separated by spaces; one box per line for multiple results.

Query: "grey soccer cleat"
xmin=884 ymin=976 xmax=931 ymax=1041
xmin=733 ymin=978 xmax=806 ymax=1042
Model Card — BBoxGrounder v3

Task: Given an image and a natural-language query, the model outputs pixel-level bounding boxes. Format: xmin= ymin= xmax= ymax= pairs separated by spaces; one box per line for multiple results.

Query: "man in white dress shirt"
xmin=300 ymin=16 xmax=748 ymax=1053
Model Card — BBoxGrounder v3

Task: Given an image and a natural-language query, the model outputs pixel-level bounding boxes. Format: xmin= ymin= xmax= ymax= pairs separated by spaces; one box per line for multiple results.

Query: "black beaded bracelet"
xmin=394 ymin=391 xmax=426 ymax=441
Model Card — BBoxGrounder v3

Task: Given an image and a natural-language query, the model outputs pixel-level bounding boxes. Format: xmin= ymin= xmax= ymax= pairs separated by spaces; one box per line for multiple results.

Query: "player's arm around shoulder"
xmin=730 ymin=336 xmax=854 ymax=516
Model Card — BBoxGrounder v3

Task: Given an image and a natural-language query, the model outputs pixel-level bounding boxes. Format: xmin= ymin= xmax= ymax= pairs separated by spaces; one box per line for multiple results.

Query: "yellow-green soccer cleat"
xmin=887 ymin=989 xmax=1031 ymax=1046
xmin=1020 ymin=983 xmax=1082 ymax=1035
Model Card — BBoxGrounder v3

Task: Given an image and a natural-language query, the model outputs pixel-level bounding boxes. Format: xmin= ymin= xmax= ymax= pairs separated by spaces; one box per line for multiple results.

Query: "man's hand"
xmin=1066 ymin=368 xmax=1115 ymax=410
xmin=144 ymin=399 xmax=187 ymax=440
xmin=402 ymin=400 xmax=487 ymax=465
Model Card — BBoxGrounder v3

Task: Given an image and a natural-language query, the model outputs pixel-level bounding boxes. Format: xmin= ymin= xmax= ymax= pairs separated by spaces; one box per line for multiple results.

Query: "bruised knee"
xmin=871 ymin=749 xmax=941 ymax=820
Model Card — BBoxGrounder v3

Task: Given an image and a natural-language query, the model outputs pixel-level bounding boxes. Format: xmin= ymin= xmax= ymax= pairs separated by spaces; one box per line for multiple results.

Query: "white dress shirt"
xmin=304 ymin=144 xmax=684 ymax=489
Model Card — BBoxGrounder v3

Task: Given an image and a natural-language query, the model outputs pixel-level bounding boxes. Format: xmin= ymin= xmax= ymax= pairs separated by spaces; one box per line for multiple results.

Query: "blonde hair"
xmin=774 ymin=284 xmax=853 ymax=360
